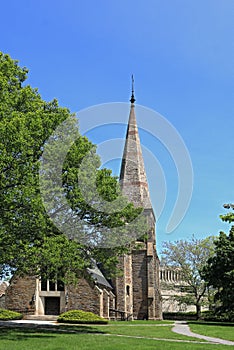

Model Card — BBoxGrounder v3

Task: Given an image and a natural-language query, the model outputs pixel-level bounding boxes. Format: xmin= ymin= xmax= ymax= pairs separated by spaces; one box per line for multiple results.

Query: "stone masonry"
xmin=114 ymin=85 xmax=162 ymax=319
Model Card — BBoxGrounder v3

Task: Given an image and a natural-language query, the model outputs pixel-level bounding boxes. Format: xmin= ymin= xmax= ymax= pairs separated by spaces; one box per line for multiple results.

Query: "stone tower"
xmin=114 ymin=77 xmax=162 ymax=320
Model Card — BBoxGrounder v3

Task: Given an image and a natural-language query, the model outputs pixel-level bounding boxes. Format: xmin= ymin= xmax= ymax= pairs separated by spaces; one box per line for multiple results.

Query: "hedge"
xmin=57 ymin=310 xmax=108 ymax=324
xmin=0 ymin=309 xmax=23 ymax=320
xmin=163 ymin=312 xmax=197 ymax=320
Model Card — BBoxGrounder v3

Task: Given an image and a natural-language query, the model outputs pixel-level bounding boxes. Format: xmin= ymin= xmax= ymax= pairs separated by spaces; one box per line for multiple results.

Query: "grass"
xmin=92 ymin=323 xmax=202 ymax=341
xmin=0 ymin=321 xmax=233 ymax=350
xmin=109 ymin=320 xmax=174 ymax=324
xmin=188 ymin=321 xmax=234 ymax=342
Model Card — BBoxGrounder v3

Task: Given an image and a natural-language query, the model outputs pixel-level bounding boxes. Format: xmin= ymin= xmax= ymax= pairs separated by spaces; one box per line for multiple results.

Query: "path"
xmin=172 ymin=320 xmax=234 ymax=346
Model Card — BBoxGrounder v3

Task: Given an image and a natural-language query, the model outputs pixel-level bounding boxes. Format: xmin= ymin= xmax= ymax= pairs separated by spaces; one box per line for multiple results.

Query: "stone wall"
xmin=132 ymin=248 xmax=148 ymax=319
xmin=103 ymin=289 xmax=109 ymax=318
xmin=124 ymin=254 xmax=133 ymax=315
xmin=113 ymin=256 xmax=125 ymax=313
xmin=0 ymin=295 xmax=5 ymax=309
xmin=154 ymin=254 xmax=162 ymax=318
xmin=66 ymin=277 xmax=101 ymax=316
xmin=114 ymin=241 xmax=162 ymax=320
xmin=0 ymin=281 xmax=8 ymax=309
xmin=5 ymin=275 xmax=36 ymax=313
xmin=5 ymin=275 xmax=113 ymax=318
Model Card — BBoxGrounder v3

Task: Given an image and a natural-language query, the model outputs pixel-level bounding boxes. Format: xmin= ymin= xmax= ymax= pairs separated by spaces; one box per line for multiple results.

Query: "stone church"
xmin=5 ymin=83 xmax=162 ymax=320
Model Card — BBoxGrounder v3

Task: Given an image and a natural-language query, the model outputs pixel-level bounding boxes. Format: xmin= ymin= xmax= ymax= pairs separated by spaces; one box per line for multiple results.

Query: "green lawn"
xmin=109 ymin=320 xmax=174 ymax=324
xmin=0 ymin=322 xmax=233 ymax=350
xmin=92 ymin=323 xmax=203 ymax=341
xmin=188 ymin=322 xmax=234 ymax=342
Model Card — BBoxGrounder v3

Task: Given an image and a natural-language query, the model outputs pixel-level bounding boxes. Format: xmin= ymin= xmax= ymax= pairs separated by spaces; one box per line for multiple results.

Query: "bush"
xmin=0 ymin=309 xmax=23 ymax=320
xmin=57 ymin=310 xmax=108 ymax=324
xmin=202 ymin=310 xmax=234 ymax=322
xmin=163 ymin=312 xmax=197 ymax=320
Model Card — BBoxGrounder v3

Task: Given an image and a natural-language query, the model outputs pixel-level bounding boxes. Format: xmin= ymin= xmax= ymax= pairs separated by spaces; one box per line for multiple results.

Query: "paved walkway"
xmin=172 ymin=320 xmax=234 ymax=346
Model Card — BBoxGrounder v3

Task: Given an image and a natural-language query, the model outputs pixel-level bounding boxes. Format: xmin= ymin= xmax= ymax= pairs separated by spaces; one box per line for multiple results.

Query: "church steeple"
xmin=119 ymin=77 xmax=153 ymax=211
xmin=115 ymin=78 xmax=161 ymax=321
xmin=130 ymin=74 xmax=136 ymax=104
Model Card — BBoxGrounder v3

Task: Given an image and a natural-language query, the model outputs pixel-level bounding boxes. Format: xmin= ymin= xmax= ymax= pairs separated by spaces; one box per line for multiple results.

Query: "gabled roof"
xmin=87 ymin=265 xmax=112 ymax=289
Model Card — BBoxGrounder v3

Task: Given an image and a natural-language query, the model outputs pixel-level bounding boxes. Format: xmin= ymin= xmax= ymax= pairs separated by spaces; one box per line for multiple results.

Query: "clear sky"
xmin=1 ymin=0 xmax=233 ymax=251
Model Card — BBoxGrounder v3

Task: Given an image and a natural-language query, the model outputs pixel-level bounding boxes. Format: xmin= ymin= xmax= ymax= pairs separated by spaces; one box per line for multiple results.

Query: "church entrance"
xmin=45 ymin=297 xmax=60 ymax=315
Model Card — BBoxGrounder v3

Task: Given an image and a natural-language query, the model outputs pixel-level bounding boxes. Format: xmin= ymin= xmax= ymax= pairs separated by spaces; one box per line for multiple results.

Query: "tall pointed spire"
xmin=130 ymin=74 xmax=136 ymax=104
xmin=120 ymin=77 xmax=152 ymax=210
xmin=115 ymin=78 xmax=162 ymax=321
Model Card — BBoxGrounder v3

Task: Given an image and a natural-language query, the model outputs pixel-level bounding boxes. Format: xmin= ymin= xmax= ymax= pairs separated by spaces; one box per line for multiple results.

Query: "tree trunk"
xmin=196 ymin=303 xmax=201 ymax=320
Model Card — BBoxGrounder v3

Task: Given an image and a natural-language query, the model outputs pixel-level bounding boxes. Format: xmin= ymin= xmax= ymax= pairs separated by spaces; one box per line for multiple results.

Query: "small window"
xmin=40 ymin=278 xmax=65 ymax=292
xmin=126 ymin=285 xmax=130 ymax=296
xmin=49 ymin=281 xmax=56 ymax=291
xmin=41 ymin=279 xmax=47 ymax=291
xmin=57 ymin=280 xmax=65 ymax=291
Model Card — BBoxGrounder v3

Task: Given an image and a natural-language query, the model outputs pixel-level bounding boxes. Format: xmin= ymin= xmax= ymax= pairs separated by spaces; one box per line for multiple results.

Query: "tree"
xmin=221 ymin=204 xmax=234 ymax=223
xmin=0 ymin=52 xmax=69 ymax=278
xmin=203 ymin=205 xmax=234 ymax=320
xmin=161 ymin=236 xmax=215 ymax=319
xmin=0 ymin=52 xmax=147 ymax=282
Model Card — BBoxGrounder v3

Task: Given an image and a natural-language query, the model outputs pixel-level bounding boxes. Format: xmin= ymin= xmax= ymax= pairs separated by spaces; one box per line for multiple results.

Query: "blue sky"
xmin=1 ymin=0 xmax=233 ymax=251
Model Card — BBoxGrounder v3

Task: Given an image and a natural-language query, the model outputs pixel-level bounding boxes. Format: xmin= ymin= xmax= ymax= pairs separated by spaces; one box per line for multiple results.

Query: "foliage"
xmin=221 ymin=204 xmax=234 ymax=223
xmin=57 ymin=309 xmax=108 ymax=324
xmin=0 ymin=52 xmax=73 ymax=279
xmin=201 ymin=310 xmax=234 ymax=322
xmin=0 ymin=52 xmax=147 ymax=282
xmin=201 ymin=206 xmax=234 ymax=321
xmin=0 ymin=309 xmax=22 ymax=320
xmin=163 ymin=312 xmax=197 ymax=321
xmin=161 ymin=235 xmax=215 ymax=319
xmin=202 ymin=207 xmax=234 ymax=320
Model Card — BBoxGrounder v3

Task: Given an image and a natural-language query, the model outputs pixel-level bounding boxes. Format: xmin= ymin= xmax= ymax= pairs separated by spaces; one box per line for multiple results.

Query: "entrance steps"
xmin=24 ymin=315 xmax=58 ymax=321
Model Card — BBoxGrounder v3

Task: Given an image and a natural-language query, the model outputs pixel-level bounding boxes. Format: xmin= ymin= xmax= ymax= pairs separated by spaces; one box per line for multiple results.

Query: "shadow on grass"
xmin=57 ymin=325 xmax=106 ymax=334
xmin=0 ymin=324 xmax=106 ymax=341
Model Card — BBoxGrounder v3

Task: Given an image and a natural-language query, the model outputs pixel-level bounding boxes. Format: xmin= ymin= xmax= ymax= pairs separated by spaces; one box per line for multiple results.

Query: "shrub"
xmin=57 ymin=310 xmax=108 ymax=324
xmin=0 ymin=309 xmax=23 ymax=320
xmin=202 ymin=310 xmax=234 ymax=322
xmin=163 ymin=312 xmax=197 ymax=320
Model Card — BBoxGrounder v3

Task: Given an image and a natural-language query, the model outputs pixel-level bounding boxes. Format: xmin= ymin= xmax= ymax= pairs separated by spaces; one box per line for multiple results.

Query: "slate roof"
xmin=87 ymin=264 xmax=112 ymax=289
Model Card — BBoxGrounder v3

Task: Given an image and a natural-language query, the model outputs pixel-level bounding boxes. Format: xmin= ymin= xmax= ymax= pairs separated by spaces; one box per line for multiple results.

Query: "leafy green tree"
xmin=221 ymin=204 xmax=234 ymax=223
xmin=0 ymin=52 xmax=146 ymax=282
xmin=203 ymin=206 xmax=234 ymax=319
xmin=0 ymin=52 xmax=69 ymax=278
xmin=161 ymin=236 xmax=215 ymax=319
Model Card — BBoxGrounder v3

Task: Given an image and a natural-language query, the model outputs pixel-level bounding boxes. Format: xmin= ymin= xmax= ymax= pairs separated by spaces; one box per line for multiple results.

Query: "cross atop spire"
xmin=130 ymin=74 xmax=136 ymax=104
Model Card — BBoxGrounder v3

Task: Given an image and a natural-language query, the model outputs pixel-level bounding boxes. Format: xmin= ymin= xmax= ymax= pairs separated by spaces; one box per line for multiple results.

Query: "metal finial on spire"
xmin=130 ymin=74 xmax=136 ymax=104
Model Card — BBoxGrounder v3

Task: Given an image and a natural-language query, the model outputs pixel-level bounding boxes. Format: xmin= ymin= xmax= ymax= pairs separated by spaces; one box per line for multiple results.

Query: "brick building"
xmin=5 ymin=82 xmax=162 ymax=319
